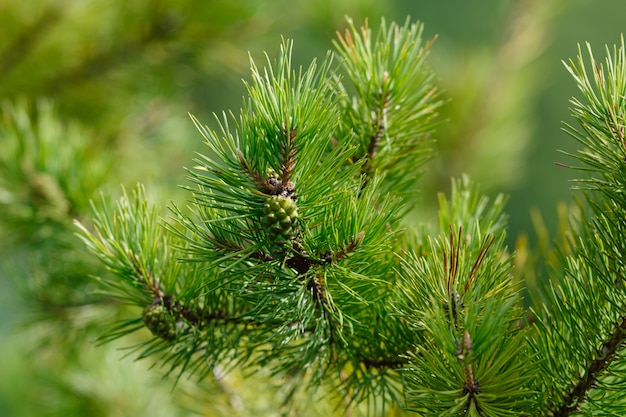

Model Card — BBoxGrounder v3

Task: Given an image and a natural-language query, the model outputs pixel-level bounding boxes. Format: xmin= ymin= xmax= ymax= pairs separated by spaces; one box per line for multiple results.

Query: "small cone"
xmin=262 ymin=195 xmax=298 ymax=245
xmin=142 ymin=304 xmax=177 ymax=341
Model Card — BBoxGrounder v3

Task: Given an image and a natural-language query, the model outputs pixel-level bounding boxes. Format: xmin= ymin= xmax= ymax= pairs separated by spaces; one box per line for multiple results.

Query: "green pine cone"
xmin=142 ymin=304 xmax=177 ymax=341
xmin=262 ymin=195 xmax=298 ymax=244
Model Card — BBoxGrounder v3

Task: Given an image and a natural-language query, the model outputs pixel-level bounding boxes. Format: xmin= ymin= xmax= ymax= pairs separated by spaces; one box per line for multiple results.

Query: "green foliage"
xmin=0 ymin=99 xmax=110 ymax=312
xmin=397 ymin=177 xmax=532 ymax=416
xmin=3 ymin=6 xmax=626 ymax=417
xmin=529 ymin=35 xmax=626 ymax=416
xmin=0 ymin=99 xmax=109 ymax=231
xmin=74 ymin=18 xmax=442 ymax=414
xmin=334 ymin=17 xmax=441 ymax=201
xmin=73 ymin=17 xmax=541 ymax=415
xmin=563 ymin=37 xmax=626 ymax=196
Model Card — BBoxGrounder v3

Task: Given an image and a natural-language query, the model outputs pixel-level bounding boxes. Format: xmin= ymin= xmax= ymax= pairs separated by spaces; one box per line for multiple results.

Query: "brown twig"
xmin=456 ymin=331 xmax=482 ymax=414
xmin=465 ymin=234 xmax=496 ymax=294
xmin=358 ymin=355 xmax=409 ymax=370
xmin=330 ymin=231 xmax=366 ymax=262
xmin=361 ymin=84 xmax=391 ymax=188
xmin=237 ymin=151 xmax=266 ymax=190
xmin=551 ymin=314 xmax=626 ymax=416
xmin=445 ymin=225 xmax=462 ymax=295
xmin=280 ymin=125 xmax=298 ymax=188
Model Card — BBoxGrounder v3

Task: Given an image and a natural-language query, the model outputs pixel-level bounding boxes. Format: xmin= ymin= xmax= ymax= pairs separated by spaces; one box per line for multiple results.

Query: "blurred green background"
xmin=1 ymin=0 xmax=625 ymax=416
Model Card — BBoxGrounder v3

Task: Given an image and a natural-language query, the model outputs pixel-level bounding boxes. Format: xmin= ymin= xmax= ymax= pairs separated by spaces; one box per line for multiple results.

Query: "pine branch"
xmin=10 ymin=11 xmax=626 ymax=415
xmin=530 ymin=36 xmax=626 ymax=415
xmin=334 ymin=17 xmax=442 ymax=201
xmin=397 ymin=177 xmax=531 ymax=416
xmin=142 ymin=291 xmax=270 ymax=343
xmin=551 ymin=314 xmax=626 ymax=416
xmin=67 ymin=17 xmax=589 ymax=415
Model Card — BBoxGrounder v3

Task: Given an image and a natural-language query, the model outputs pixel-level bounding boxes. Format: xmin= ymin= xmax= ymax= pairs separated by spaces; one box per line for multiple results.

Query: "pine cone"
xmin=142 ymin=304 xmax=177 ymax=341
xmin=262 ymin=195 xmax=298 ymax=245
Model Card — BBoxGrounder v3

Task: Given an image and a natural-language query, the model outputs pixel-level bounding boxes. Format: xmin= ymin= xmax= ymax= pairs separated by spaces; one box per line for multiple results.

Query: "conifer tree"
xmin=3 ymin=14 xmax=626 ymax=417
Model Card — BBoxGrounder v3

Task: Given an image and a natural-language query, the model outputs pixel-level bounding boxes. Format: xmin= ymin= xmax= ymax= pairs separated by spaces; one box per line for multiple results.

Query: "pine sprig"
xmin=240 ymin=39 xmax=342 ymax=193
xmin=438 ymin=175 xmax=509 ymax=239
xmin=334 ymin=17 xmax=442 ymax=198
xmin=530 ymin=213 xmax=626 ymax=415
xmin=76 ymin=185 xmax=263 ymax=377
xmin=172 ymin=25 xmax=442 ymax=408
xmin=562 ymin=35 xmax=626 ymax=193
xmin=75 ymin=185 xmax=181 ymax=303
xmin=396 ymin=177 xmax=532 ymax=416
xmin=529 ymin=36 xmax=626 ymax=415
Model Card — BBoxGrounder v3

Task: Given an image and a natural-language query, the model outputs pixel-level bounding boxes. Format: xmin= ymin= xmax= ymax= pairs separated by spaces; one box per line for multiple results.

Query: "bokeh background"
xmin=1 ymin=0 xmax=625 ymax=416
